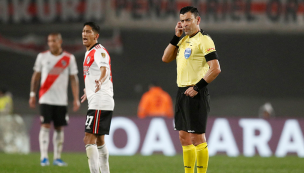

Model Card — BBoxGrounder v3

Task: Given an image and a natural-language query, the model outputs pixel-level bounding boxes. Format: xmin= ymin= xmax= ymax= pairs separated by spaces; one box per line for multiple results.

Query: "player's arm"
xmin=70 ymin=74 xmax=80 ymax=112
xmin=81 ymin=88 xmax=87 ymax=103
xmin=95 ymin=66 xmax=108 ymax=93
xmin=29 ymin=71 xmax=41 ymax=108
xmin=162 ymin=22 xmax=183 ymax=63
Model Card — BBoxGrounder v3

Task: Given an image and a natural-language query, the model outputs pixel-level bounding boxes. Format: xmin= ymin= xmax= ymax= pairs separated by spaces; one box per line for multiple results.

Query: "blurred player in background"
xmin=29 ymin=33 xmax=80 ymax=166
xmin=162 ymin=6 xmax=221 ymax=173
xmin=137 ymin=83 xmax=173 ymax=119
xmin=81 ymin=22 xmax=114 ymax=173
xmin=0 ymin=86 xmax=13 ymax=115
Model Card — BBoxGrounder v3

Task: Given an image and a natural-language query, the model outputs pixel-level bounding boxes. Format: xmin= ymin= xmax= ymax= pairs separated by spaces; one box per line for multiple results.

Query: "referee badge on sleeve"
xmin=184 ymin=48 xmax=192 ymax=59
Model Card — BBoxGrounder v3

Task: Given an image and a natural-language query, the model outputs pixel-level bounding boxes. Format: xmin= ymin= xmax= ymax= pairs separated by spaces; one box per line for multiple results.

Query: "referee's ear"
xmin=196 ymin=16 xmax=201 ymax=25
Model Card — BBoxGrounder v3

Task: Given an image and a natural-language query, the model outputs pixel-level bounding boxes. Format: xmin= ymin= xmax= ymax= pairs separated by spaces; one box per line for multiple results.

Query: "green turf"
xmin=0 ymin=153 xmax=303 ymax=173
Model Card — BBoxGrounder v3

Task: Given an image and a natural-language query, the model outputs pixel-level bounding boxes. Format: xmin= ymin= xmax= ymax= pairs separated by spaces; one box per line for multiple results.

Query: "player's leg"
xmin=179 ymin=130 xmax=196 ymax=173
xmin=84 ymin=110 xmax=108 ymax=173
xmin=39 ymin=124 xmax=51 ymax=166
xmin=95 ymin=110 xmax=112 ymax=173
xmin=84 ymin=132 xmax=99 ymax=173
xmin=53 ymin=126 xmax=66 ymax=166
xmin=52 ymin=105 xmax=68 ymax=166
xmin=191 ymin=133 xmax=208 ymax=173
xmin=39 ymin=104 xmax=52 ymax=166
xmin=97 ymin=135 xmax=110 ymax=173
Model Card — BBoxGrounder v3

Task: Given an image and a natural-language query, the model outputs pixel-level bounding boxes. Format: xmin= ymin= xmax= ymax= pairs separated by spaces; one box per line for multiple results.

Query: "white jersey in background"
xmin=33 ymin=51 xmax=78 ymax=106
xmin=83 ymin=43 xmax=114 ymax=110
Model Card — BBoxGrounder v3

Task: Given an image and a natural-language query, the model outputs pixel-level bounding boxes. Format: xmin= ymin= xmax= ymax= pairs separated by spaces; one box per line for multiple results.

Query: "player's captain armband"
xmin=205 ymin=51 xmax=219 ymax=62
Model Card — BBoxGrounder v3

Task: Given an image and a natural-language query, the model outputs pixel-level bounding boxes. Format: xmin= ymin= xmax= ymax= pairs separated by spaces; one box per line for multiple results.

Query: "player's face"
xmin=47 ymin=35 xmax=62 ymax=53
xmin=180 ymin=12 xmax=200 ymax=36
xmin=82 ymin=25 xmax=98 ymax=47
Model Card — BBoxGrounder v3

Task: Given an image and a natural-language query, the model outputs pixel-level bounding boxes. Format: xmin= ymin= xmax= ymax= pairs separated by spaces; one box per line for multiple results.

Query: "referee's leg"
xmin=179 ymin=131 xmax=209 ymax=173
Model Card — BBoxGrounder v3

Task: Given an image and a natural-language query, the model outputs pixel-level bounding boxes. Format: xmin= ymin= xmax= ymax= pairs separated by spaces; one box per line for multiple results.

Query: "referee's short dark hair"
xmin=84 ymin=22 xmax=100 ymax=34
xmin=180 ymin=6 xmax=200 ymax=18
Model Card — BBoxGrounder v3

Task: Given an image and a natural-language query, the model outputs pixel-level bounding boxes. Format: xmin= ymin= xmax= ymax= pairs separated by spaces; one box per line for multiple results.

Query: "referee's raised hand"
xmin=175 ymin=22 xmax=183 ymax=37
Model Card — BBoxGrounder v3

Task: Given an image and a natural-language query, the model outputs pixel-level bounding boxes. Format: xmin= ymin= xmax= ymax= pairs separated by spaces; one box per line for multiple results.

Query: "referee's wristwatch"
xmin=193 ymin=85 xmax=199 ymax=92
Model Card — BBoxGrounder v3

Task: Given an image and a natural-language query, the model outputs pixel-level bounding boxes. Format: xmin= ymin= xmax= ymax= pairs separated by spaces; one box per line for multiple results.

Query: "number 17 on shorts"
xmin=84 ymin=110 xmax=113 ymax=135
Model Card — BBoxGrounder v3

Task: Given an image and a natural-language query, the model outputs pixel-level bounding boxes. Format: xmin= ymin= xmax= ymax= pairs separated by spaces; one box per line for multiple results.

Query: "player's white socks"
xmin=39 ymin=127 xmax=50 ymax=160
xmin=86 ymin=144 xmax=100 ymax=173
xmin=98 ymin=144 xmax=110 ymax=173
xmin=53 ymin=130 xmax=64 ymax=160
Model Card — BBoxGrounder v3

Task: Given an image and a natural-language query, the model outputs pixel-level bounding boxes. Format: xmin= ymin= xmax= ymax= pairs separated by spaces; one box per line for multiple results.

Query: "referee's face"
xmin=180 ymin=12 xmax=200 ymax=36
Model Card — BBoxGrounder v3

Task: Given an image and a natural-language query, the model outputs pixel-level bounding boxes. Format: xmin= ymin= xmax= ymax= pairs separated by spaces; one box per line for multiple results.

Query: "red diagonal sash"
xmin=39 ymin=56 xmax=70 ymax=99
xmin=83 ymin=49 xmax=96 ymax=81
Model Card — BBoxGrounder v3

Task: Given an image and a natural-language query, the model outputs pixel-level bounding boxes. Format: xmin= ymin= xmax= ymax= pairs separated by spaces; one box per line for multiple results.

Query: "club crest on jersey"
xmin=101 ymin=53 xmax=106 ymax=58
xmin=87 ymin=56 xmax=91 ymax=64
xmin=184 ymin=48 xmax=192 ymax=59
xmin=61 ymin=60 xmax=66 ymax=66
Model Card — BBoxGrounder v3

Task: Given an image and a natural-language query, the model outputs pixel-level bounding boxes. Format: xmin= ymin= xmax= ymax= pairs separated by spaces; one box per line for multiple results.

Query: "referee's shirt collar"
xmin=189 ymin=29 xmax=203 ymax=38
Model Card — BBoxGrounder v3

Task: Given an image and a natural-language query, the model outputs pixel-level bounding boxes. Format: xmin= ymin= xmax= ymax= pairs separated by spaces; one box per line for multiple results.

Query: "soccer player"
xmin=81 ymin=22 xmax=114 ymax=173
xmin=162 ymin=6 xmax=221 ymax=173
xmin=29 ymin=33 xmax=80 ymax=166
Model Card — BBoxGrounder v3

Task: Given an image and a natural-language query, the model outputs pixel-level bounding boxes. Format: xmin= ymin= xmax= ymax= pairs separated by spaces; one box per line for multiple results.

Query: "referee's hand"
xmin=175 ymin=22 xmax=183 ymax=37
xmin=184 ymin=87 xmax=198 ymax=98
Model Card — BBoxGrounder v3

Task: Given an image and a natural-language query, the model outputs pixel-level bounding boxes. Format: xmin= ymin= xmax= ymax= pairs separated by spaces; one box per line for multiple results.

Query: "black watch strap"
xmin=193 ymin=85 xmax=199 ymax=92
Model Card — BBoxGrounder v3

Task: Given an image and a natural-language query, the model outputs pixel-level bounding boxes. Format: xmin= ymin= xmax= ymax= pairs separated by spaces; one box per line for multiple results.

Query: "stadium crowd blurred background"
xmin=0 ymin=0 xmax=304 ymax=156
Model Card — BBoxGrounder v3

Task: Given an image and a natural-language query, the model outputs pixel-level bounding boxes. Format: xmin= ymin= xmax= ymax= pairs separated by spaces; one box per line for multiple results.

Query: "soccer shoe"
xmin=40 ymin=158 xmax=50 ymax=166
xmin=53 ymin=158 xmax=68 ymax=166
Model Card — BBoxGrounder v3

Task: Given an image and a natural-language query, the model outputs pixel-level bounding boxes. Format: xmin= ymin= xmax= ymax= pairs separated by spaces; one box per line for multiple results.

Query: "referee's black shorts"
xmin=174 ymin=86 xmax=210 ymax=134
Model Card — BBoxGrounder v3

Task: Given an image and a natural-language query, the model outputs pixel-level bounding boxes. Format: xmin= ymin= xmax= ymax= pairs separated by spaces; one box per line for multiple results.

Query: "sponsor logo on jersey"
xmin=206 ymin=48 xmax=215 ymax=53
xmin=87 ymin=56 xmax=91 ymax=64
xmin=101 ymin=53 xmax=106 ymax=58
xmin=83 ymin=66 xmax=90 ymax=75
xmin=184 ymin=48 xmax=192 ymax=59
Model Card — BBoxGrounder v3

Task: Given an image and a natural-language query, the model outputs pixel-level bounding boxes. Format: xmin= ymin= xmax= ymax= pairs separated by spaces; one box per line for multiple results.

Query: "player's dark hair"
xmin=83 ymin=22 xmax=100 ymax=34
xmin=180 ymin=6 xmax=200 ymax=17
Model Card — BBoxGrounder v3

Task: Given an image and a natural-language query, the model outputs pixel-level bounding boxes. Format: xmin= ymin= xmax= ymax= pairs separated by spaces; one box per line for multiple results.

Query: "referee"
xmin=162 ymin=6 xmax=221 ymax=173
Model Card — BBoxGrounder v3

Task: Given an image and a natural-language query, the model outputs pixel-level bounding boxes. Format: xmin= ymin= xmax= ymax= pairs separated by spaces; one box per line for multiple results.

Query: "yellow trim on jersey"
xmin=176 ymin=31 xmax=216 ymax=87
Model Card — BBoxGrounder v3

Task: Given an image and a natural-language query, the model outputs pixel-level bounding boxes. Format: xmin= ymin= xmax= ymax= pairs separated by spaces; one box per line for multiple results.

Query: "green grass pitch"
xmin=0 ymin=153 xmax=303 ymax=173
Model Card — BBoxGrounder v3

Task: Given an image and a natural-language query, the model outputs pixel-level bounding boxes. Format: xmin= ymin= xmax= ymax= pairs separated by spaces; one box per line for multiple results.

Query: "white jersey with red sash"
xmin=33 ymin=51 xmax=78 ymax=106
xmin=83 ymin=43 xmax=114 ymax=110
